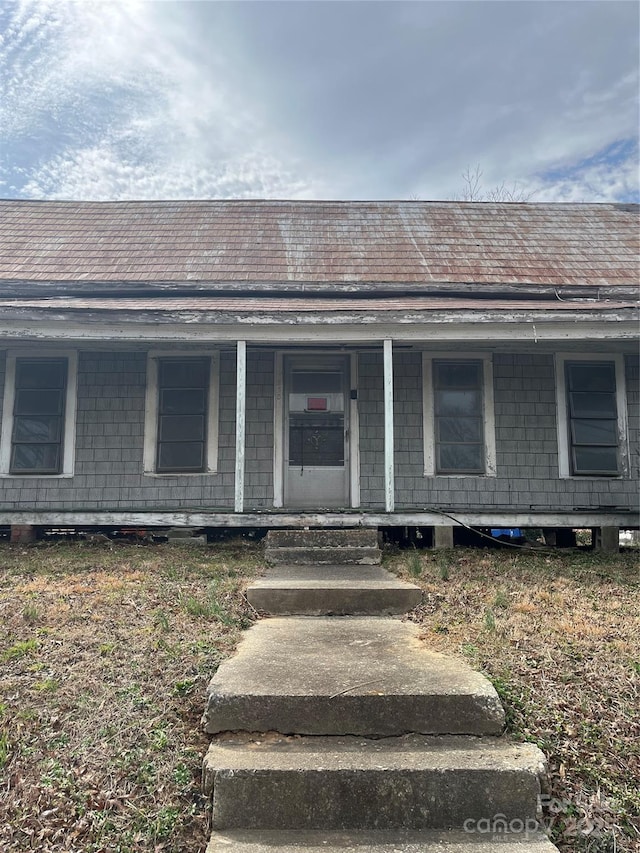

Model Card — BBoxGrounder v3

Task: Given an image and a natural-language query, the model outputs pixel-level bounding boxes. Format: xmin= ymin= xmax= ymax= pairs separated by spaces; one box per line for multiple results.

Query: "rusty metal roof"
xmin=0 ymin=200 xmax=637 ymax=293
xmin=2 ymin=296 xmax=637 ymax=313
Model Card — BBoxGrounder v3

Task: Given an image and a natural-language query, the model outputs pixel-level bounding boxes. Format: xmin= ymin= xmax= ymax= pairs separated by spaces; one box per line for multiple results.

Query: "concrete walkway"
xmin=202 ymin=554 xmax=559 ymax=852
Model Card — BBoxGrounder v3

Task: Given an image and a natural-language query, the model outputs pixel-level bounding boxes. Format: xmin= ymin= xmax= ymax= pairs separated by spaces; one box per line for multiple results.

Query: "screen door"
xmin=284 ymin=356 xmax=349 ymax=508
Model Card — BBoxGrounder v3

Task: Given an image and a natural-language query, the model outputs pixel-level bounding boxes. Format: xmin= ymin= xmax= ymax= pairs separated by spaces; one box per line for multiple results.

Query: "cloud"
xmin=0 ymin=0 xmax=638 ymax=202
xmin=1 ymin=0 xmax=322 ymax=199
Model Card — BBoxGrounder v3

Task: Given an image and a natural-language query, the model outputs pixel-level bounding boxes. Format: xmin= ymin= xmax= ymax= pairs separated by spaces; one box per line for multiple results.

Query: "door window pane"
xmin=289 ymin=414 xmax=344 ymax=467
xmin=291 ymin=371 xmax=342 ymax=393
xmin=10 ymin=359 xmax=67 ymax=475
xmin=156 ymin=358 xmax=209 ymax=473
xmin=565 ymin=362 xmax=619 ymax=475
xmin=433 ymin=361 xmax=484 ymax=473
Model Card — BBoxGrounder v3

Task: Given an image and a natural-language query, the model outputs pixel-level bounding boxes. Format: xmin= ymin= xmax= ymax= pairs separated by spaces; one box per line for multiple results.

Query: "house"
xmin=0 ymin=200 xmax=638 ymax=546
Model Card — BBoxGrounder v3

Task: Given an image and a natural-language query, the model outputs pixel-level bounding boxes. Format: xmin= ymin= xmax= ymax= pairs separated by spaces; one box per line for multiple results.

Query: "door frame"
xmin=273 ymin=350 xmax=360 ymax=509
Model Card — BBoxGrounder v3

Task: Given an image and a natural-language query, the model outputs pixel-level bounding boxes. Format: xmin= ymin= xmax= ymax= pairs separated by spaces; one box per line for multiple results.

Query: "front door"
xmin=284 ymin=356 xmax=349 ymax=508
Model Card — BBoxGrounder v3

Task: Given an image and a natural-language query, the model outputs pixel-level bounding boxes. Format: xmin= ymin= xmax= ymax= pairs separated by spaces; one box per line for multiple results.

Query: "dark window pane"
xmin=10 ymin=359 xmax=67 ymax=473
xmin=435 ymin=389 xmax=481 ymax=416
xmin=16 ymin=360 xmax=66 ymax=389
xmin=159 ymin=389 xmax=206 ymax=415
xmin=159 ymin=359 xmax=208 ymax=388
xmin=571 ymin=419 xmax=618 ymax=446
xmin=567 ymin=363 xmax=616 ymax=392
xmin=569 ymin=392 xmax=617 ymax=419
xmin=573 ymin=446 xmax=619 ymax=475
xmin=13 ymin=415 xmax=61 ymax=443
xmin=159 ymin=414 xmax=205 ymax=442
xmin=289 ymin=414 xmax=344 ymax=466
xmin=436 ymin=416 xmax=483 ymax=443
xmin=11 ymin=443 xmax=60 ymax=473
xmin=435 ymin=362 xmax=481 ymax=388
xmin=156 ymin=358 xmax=210 ymax=473
xmin=291 ymin=371 xmax=342 ymax=393
xmin=157 ymin=442 xmax=205 ymax=471
xmin=437 ymin=444 xmax=484 ymax=473
xmin=15 ymin=389 xmax=64 ymax=416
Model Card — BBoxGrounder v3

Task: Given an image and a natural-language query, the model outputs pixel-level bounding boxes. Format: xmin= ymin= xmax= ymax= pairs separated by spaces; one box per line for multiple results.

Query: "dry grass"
xmin=1 ymin=540 xmax=638 ymax=852
xmin=390 ymin=546 xmax=640 ymax=853
xmin=0 ymin=540 xmax=263 ymax=853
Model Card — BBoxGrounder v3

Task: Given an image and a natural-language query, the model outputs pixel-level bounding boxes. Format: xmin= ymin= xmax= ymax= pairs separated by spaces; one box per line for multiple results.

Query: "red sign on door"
xmin=307 ymin=397 xmax=328 ymax=411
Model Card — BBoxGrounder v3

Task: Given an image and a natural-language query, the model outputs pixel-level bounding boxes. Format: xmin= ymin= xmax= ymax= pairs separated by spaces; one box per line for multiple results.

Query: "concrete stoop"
xmin=203 ymin=734 xmax=547 ymax=830
xmin=201 ymin=532 xmax=559 ymax=853
xmin=247 ymin=565 xmax=421 ymax=616
xmin=265 ymin=529 xmax=382 ymax=566
xmin=202 ymin=618 xmax=504 ymax=736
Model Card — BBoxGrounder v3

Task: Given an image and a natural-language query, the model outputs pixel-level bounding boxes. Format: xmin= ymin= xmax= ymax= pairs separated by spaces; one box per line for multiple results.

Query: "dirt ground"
xmin=0 ymin=540 xmax=638 ymax=852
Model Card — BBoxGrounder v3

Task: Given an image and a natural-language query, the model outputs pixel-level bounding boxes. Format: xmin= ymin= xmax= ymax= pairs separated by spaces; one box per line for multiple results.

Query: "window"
xmin=556 ymin=355 xmax=627 ymax=477
xmin=0 ymin=351 xmax=78 ymax=477
xmin=157 ymin=358 xmax=209 ymax=473
xmin=144 ymin=352 xmax=219 ymax=475
xmin=422 ymin=353 xmax=496 ymax=477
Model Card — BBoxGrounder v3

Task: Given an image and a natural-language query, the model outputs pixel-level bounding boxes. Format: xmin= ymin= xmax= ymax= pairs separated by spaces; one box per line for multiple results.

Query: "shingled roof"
xmin=0 ymin=200 xmax=638 ymax=297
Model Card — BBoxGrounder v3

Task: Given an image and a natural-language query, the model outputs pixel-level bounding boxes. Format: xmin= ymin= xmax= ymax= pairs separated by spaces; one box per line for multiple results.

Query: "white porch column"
xmin=234 ymin=340 xmax=247 ymax=513
xmin=383 ymin=338 xmax=395 ymax=513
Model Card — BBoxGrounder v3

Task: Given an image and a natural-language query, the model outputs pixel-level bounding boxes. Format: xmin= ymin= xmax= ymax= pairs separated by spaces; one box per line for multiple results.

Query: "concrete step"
xmin=207 ymin=829 xmax=559 ymax=852
xmin=203 ymin=733 xmax=547 ymax=831
xmin=266 ymin=546 xmax=382 ymax=566
xmin=203 ymin=618 xmax=504 ymax=736
xmin=267 ymin=529 xmax=379 ymax=548
xmin=246 ymin=564 xmax=421 ymax=615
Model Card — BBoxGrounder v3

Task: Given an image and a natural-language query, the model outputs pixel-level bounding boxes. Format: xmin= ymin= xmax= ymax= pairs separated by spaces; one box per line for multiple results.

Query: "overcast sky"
xmin=1 ymin=0 xmax=638 ymax=202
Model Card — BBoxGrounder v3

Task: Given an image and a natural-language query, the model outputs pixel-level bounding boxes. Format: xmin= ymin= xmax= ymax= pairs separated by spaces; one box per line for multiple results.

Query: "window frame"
xmin=422 ymin=352 xmax=496 ymax=477
xmin=555 ymin=352 xmax=629 ymax=479
xmin=0 ymin=349 xmax=78 ymax=478
xmin=143 ymin=350 xmax=220 ymax=476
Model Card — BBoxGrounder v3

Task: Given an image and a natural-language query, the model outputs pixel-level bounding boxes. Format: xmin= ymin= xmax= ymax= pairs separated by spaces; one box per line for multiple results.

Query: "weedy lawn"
xmin=0 ymin=540 xmax=263 ymax=853
xmin=1 ymin=541 xmax=638 ymax=853
xmin=390 ymin=547 xmax=640 ymax=853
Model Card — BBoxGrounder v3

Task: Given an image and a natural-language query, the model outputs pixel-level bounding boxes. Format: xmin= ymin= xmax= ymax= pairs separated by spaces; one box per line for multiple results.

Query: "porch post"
xmin=234 ymin=340 xmax=247 ymax=513
xmin=383 ymin=338 xmax=395 ymax=513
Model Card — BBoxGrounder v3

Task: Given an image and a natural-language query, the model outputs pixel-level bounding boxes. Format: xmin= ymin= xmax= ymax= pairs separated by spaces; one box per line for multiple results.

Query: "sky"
xmin=0 ymin=0 xmax=638 ymax=203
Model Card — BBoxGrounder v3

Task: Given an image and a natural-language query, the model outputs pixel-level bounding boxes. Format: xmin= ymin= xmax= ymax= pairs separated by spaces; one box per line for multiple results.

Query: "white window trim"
xmin=143 ymin=350 xmax=220 ymax=477
xmin=555 ymin=352 xmax=629 ymax=479
xmin=0 ymin=349 xmax=78 ymax=478
xmin=422 ymin=352 xmax=496 ymax=478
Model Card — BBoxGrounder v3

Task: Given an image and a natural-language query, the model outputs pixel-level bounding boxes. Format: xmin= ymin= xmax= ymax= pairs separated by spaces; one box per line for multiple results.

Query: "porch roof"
xmin=0 ymin=200 xmax=638 ymax=297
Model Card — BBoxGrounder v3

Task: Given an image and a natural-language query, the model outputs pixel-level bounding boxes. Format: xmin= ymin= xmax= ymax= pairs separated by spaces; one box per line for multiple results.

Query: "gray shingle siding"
xmin=358 ymin=350 xmax=639 ymax=512
xmin=0 ymin=347 xmax=637 ymax=513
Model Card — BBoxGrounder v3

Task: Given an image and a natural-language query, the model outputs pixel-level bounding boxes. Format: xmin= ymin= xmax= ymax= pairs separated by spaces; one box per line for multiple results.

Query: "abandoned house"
xmin=0 ymin=199 xmax=638 ymax=546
